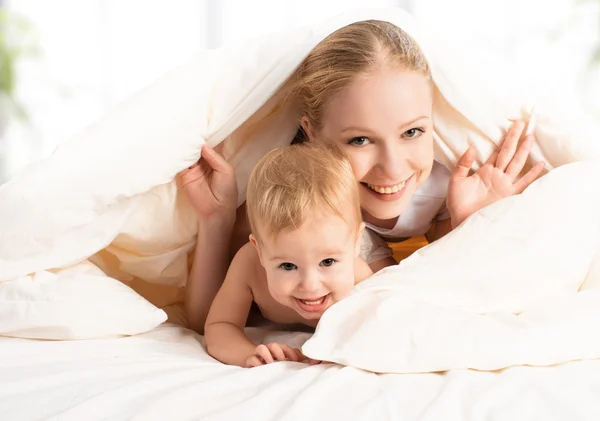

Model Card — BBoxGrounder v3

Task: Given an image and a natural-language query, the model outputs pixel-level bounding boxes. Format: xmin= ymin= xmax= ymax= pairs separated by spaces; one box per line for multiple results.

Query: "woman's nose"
xmin=375 ymin=140 xmax=405 ymax=181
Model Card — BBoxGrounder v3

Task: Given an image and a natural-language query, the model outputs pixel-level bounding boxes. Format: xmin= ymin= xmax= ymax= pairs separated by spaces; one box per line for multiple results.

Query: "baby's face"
xmin=252 ymin=212 xmax=360 ymax=320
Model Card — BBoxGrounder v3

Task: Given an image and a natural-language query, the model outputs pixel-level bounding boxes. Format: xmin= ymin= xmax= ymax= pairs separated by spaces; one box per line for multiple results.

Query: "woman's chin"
xmin=361 ymin=199 xmax=410 ymax=223
xmin=359 ymin=185 xmax=413 ymax=223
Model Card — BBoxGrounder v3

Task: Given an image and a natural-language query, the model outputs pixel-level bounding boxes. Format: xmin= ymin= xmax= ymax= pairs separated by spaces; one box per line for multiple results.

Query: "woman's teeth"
xmin=367 ymin=179 xmax=407 ymax=194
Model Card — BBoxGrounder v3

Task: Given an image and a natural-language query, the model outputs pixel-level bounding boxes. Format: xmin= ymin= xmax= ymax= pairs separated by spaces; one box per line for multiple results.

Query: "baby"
xmin=204 ymin=143 xmax=372 ymax=368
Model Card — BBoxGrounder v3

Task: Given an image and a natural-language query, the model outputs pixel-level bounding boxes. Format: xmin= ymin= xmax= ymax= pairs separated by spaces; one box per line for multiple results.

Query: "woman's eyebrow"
xmin=399 ymin=116 xmax=429 ymax=129
xmin=340 ymin=126 xmax=376 ymax=134
xmin=340 ymin=116 xmax=429 ymax=134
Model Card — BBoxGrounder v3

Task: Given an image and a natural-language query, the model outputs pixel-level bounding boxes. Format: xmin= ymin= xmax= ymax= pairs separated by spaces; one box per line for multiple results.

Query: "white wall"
xmin=1 ymin=0 xmax=598 ymax=182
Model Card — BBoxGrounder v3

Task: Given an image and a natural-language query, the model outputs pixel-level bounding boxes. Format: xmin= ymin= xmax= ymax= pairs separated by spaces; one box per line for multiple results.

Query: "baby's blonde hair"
xmin=289 ymin=20 xmax=431 ymax=137
xmin=246 ymin=144 xmax=361 ymax=239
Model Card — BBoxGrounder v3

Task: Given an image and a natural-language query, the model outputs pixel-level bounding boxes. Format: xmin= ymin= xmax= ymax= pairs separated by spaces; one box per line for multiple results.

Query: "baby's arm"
xmin=205 ymin=245 xmax=306 ymax=367
xmin=204 ymin=246 xmax=258 ymax=367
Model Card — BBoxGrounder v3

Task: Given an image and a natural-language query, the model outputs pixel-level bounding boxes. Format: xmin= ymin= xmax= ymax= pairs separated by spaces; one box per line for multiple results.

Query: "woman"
xmin=177 ymin=20 xmax=544 ymax=334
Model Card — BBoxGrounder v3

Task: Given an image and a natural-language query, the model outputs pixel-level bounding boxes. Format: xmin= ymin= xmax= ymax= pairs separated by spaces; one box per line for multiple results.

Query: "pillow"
xmin=0 ymin=260 xmax=167 ymax=339
xmin=302 ymin=161 xmax=600 ymax=373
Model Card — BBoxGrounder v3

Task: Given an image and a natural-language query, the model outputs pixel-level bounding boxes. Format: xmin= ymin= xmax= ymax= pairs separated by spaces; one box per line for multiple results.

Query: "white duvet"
xmin=3 ymin=324 xmax=600 ymax=421
xmin=1 ymin=7 xmax=599 ymax=375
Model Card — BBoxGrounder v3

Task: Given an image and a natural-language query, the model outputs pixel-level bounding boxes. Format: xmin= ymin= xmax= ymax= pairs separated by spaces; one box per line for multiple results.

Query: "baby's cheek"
xmin=333 ymin=272 xmax=356 ymax=298
xmin=266 ymin=275 xmax=292 ymax=298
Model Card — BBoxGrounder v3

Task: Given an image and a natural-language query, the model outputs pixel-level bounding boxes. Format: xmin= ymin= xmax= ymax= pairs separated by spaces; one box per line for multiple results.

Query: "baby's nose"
xmin=299 ymin=270 xmax=321 ymax=291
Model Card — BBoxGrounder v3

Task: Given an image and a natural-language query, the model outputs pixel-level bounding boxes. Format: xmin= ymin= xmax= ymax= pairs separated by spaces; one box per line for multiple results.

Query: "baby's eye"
xmin=402 ymin=128 xmax=425 ymax=139
xmin=279 ymin=262 xmax=297 ymax=271
xmin=348 ymin=136 xmax=371 ymax=146
xmin=320 ymin=258 xmax=336 ymax=267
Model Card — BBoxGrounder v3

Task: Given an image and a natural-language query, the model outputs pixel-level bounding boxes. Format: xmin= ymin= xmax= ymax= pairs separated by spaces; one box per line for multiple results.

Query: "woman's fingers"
xmin=201 ymin=144 xmax=233 ymax=174
xmin=453 ymin=147 xmax=476 ymax=180
xmin=484 ymin=150 xmax=499 ymax=166
xmin=175 ymin=144 xmax=230 ymax=188
xmin=175 ymin=165 xmax=203 ymax=188
xmin=505 ymin=134 xmax=535 ymax=180
xmin=495 ymin=120 xmax=525 ymax=171
xmin=513 ymin=161 xmax=545 ymax=193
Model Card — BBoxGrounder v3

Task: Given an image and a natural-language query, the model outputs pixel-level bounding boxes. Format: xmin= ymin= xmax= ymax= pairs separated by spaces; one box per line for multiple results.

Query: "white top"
xmin=360 ymin=161 xmax=452 ymax=264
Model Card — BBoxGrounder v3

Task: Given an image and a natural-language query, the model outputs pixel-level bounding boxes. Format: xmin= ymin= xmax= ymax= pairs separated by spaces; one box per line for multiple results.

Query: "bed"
xmin=2 ymin=323 xmax=600 ymax=421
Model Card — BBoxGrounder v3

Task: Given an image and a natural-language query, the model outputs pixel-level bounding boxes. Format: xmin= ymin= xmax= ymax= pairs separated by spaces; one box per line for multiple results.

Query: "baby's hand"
xmin=245 ymin=343 xmax=305 ymax=368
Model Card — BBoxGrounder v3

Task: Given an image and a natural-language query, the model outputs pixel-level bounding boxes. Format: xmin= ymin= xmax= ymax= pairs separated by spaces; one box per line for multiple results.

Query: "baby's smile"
xmin=293 ymin=293 xmax=331 ymax=314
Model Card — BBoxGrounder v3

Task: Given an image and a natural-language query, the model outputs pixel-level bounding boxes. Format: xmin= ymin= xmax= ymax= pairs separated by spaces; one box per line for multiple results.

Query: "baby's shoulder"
xmin=233 ymin=241 xmax=259 ymax=263
xmin=230 ymin=242 xmax=264 ymax=287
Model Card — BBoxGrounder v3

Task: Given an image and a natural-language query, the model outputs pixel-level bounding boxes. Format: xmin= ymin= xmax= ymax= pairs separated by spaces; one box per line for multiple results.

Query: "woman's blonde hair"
xmin=246 ymin=143 xmax=361 ymax=239
xmin=289 ymin=20 xmax=431 ymax=139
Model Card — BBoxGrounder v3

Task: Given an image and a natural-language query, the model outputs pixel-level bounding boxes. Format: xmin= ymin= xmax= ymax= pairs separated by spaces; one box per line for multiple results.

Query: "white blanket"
xmin=2 ymin=324 xmax=600 ymax=421
xmin=0 ymin=8 xmax=599 ymax=370
xmin=303 ymin=161 xmax=600 ymax=372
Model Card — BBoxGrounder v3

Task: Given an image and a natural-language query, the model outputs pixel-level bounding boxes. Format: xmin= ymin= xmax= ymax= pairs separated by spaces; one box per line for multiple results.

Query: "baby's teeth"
xmin=384 ymin=187 xmax=392 ymax=194
xmin=301 ymin=297 xmax=324 ymax=305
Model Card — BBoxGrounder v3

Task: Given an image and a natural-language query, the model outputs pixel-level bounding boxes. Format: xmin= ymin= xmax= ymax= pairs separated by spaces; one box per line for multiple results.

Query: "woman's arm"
xmin=186 ymin=215 xmax=236 ymax=334
xmin=426 ymin=218 xmax=453 ymax=243
xmin=355 ymin=256 xmax=374 ymax=281
xmin=177 ymin=144 xmax=240 ymax=334
xmin=369 ymin=257 xmax=397 ymax=272
xmin=361 ymin=228 xmax=397 ymax=272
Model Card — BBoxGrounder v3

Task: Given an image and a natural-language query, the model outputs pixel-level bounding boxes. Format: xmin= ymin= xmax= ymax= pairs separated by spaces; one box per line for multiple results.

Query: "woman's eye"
xmin=348 ymin=136 xmax=370 ymax=146
xmin=403 ymin=128 xmax=425 ymax=139
xmin=320 ymin=258 xmax=336 ymax=267
xmin=279 ymin=262 xmax=297 ymax=271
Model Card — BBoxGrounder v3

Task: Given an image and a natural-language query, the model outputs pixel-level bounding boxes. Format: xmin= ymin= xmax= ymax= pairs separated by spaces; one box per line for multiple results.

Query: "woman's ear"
xmin=300 ymin=116 xmax=316 ymax=141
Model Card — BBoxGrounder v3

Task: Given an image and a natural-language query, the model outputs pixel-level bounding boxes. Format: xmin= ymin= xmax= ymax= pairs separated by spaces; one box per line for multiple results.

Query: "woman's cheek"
xmin=346 ymin=149 xmax=373 ymax=180
xmin=408 ymin=135 xmax=434 ymax=168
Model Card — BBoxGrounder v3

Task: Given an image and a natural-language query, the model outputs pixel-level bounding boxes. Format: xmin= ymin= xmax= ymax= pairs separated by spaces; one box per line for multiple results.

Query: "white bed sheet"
xmin=2 ymin=323 xmax=600 ymax=421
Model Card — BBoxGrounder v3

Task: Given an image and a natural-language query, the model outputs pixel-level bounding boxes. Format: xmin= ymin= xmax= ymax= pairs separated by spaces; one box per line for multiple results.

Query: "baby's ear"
xmin=249 ymin=234 xmax=264 ymax=264
xmin=355 ymin=222 xmax=366 ymax=257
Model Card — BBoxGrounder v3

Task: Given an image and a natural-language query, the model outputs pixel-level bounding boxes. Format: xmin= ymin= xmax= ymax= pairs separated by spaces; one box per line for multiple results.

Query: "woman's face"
xmin=303 ymin=66 xmax=434 ymax=224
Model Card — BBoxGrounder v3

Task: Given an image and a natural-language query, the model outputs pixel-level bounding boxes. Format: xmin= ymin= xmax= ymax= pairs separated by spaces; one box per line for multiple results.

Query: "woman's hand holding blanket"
xmin=176 ymin=144 xmax=238 ymax=334
xmin=176 ymin=144 xmax=238 ymax=222
xmin=446 ymin=120 xmax=545 ymax=228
